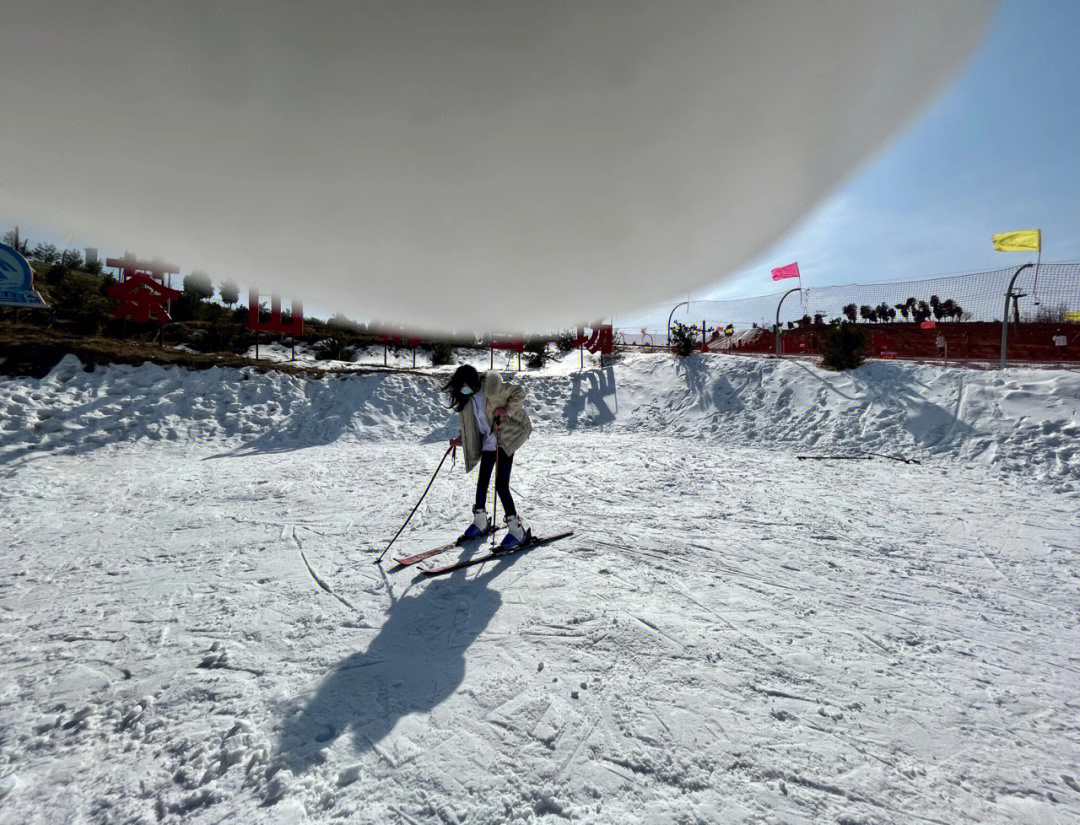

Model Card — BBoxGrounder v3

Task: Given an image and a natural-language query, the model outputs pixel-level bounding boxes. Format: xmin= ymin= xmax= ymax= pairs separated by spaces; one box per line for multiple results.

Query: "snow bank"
xmin=2 ymin=352 xmax=1078 ymax=489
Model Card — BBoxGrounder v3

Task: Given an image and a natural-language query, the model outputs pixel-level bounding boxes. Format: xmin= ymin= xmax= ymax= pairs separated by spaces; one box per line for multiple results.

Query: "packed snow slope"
xmin=3 ymin=351 xmax=1079 ymax=489
xmin=1 ymin=352 xmax=1079 ymax=825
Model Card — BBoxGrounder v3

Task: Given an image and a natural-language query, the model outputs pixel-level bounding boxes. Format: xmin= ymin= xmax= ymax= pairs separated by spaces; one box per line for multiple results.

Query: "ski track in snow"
xmin=0 ymin=352 xmax=1078 ymax=824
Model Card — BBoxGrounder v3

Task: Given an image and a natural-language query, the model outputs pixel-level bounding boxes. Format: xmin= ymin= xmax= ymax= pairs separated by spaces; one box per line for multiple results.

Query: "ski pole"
xmin=374 ymin=444 xmax=455 ymax=565
xmin=491 ymin=417 xmax=501 ymax=548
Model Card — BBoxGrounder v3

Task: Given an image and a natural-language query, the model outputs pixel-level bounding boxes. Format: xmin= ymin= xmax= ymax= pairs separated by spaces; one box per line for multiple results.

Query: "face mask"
xmin=460 ymin=386 xmax=474 ymax=396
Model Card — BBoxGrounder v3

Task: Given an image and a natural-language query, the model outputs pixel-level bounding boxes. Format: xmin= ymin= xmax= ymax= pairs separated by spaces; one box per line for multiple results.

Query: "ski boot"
xmin=498 ymin=515 xmax=531 ymax=551
xmin=460 ymin=509 xmax=490 ymax=541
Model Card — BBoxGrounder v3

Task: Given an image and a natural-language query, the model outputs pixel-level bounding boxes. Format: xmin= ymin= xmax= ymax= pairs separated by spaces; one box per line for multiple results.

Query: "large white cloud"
xmin=0 ymin=1 xmax=991 ymax=334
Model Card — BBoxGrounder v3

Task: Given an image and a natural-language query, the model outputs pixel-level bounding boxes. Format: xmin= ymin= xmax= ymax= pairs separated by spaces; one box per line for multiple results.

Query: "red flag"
xmin=771 ymin=262 xmax=800 ymax=281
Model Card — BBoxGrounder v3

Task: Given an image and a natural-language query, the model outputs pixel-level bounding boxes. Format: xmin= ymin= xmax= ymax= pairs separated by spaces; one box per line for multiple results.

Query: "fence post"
xmin=1001 ymin=263 xmax=1033 ymax=369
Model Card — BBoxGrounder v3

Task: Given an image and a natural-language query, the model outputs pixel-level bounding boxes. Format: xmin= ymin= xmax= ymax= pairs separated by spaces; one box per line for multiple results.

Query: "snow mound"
xmin=2 ymin=352 xmax=1078 ymax=488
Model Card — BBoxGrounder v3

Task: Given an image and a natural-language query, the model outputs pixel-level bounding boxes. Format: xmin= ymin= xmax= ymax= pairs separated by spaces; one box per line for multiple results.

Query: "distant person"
xmin=1053 ymin=329 xmax=1068 ymax=357
xmin=443 ymin=365 xmax=534 ymax=549
xmin=936 ymin=332 xmax=946 ymax=358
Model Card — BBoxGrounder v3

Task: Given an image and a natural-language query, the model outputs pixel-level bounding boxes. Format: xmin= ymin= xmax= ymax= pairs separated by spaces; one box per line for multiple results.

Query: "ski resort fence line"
xmin=620 ymin=263 xmax=1080 ymax=345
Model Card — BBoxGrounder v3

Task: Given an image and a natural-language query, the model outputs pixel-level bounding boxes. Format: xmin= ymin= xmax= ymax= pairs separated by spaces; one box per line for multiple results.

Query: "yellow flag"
xmin=992 ymin=228 xmax=1041 ymax=252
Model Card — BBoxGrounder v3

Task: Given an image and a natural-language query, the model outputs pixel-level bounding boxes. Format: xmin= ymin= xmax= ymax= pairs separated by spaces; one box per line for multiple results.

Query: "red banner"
xmin=490 ymin=337 xmax=525 ymax=353
xmin=249 ymin=291 xmax=303 ymax=336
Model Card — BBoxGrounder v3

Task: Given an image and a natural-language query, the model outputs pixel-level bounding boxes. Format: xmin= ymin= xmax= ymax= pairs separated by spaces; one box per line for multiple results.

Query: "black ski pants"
xmin=474 ymin=448 xmax=516 ymax=517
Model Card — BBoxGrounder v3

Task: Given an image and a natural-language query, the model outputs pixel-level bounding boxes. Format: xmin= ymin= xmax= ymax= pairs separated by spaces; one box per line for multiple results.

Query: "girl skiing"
xmin=443 ymin=365 xmax=533 ymax=549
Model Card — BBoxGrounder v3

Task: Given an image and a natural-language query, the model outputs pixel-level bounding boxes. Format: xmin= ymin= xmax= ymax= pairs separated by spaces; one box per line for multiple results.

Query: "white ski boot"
xmin=461 ymin=509 xmax=490 ymax=541
xmin=498 ymin=515 xmax=531 ymax=550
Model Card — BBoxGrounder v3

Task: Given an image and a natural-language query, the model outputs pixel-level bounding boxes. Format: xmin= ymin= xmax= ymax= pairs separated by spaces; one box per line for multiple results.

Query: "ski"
xmin=420 ymin=530 xmax=574 ymax=576
xmin=394 ymin=527 xmax=502 ymax=567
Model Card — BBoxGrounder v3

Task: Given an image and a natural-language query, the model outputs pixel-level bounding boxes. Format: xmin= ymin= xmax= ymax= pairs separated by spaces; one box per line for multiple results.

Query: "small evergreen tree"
xmin=821 ymin=322 xmax=866 ymax=371
xmin=842 ymin=303 xmax=858 ymax=323
xmin=860 ymin=305 xmax=876 ymax=323
xmin=32 ymin=242 xmax=59 ymax=265
xmin=183 ymin=271 xmax=213 ymax=300
xmin=219 ymin=280 xmax=240 ymax=306
xmin=328 ymin=312 xmax=360 ymax=332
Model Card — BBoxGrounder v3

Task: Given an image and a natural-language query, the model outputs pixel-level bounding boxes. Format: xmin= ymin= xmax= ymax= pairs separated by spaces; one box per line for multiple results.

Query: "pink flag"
xmin=771 ymin=262 xmax=800 ymax=281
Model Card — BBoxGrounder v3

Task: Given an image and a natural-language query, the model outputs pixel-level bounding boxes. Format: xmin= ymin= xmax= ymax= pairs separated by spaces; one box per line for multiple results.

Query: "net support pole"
xmin=1001 ymin=263 xmax=1033 ymax=369
xmin=666 ymin=300 xmax=689 ymax=349
xmin=775 ymin=287 xmax=800 ymax=357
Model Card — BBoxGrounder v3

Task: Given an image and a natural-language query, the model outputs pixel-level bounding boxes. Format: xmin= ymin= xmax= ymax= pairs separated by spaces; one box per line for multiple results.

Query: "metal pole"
xmin=1032 ymin=246 xmax=1042 ymax=306
xmin=374 ymin=444 xmax=455 ymax=564
xmin=1001 ymin=263 xmax=1033 ymax=369
xmin=775 ymin=287 xmax=800 ymax=356
xmin=491 ymin=420 xmax=500 ymax=548
xmin=667 ymin=301 xmax=689 ymax=349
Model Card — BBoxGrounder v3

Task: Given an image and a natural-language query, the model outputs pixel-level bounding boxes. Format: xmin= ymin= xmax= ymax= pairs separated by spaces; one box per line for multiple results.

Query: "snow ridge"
xmin=2 ymin=352 xmax=1077 ymax=489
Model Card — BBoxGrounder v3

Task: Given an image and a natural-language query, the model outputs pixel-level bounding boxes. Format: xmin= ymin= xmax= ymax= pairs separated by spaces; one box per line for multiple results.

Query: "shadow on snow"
xmin=561 ymin=366 xmax=618 ymax=430
xmin=274 ymin=544 xmax=522 ymax=774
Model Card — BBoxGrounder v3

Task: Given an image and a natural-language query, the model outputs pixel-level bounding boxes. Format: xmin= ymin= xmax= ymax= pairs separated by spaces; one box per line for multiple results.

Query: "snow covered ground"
xmin=1 ymin=352 xmax=1078 ymax=824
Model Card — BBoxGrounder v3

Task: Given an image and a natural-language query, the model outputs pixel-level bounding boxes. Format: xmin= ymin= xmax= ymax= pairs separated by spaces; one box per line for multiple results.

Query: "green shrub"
xmin=555 ymin=330 xmax=576 ymax=353
xmin=525 ymin=337 xmax=549 ymax=369
xmin=186 ymin=320 xmax=250 ymax=354
xmin=51 ymin=270 xmax=114 ymax=335
xmin=313 ymin=335 xmax=350 ymax=360
xmin=821 ymin=322 xmax=866 ymax=371
xmin=428 ymin=341 xmax=454 ymax=366
xmin=669 ymin=321 xmax=698 ymax=357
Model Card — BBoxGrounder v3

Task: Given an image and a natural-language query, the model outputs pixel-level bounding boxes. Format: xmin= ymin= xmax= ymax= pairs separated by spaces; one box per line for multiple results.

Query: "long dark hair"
xmin=442 ymin=364 xmax=481 ymax=412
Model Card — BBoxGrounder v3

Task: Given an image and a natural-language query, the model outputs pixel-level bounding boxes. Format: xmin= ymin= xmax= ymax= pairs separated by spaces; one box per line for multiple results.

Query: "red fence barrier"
xmin=714 ymin=321 xmax=1079 ymax=362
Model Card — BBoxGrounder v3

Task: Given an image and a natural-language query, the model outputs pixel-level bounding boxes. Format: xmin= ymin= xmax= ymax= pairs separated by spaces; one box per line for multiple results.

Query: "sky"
xmin=629 ymin=0 xmax=1080 ymax=323
xmin=1 ymin=1 xmax=991 ymax=334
